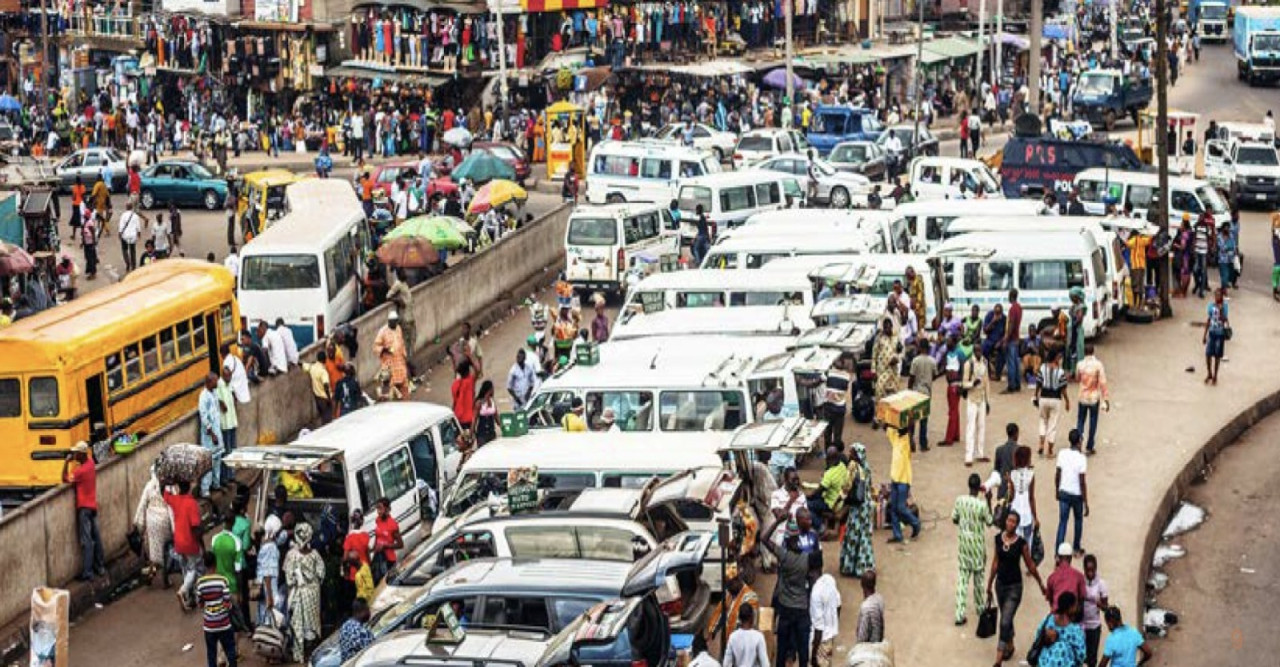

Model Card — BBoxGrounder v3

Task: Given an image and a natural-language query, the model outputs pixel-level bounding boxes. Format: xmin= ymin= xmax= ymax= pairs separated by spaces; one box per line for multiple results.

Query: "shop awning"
xmin=521 ymin=0 xmax=609 ymax=11
xmin=326 ymin=64 xmax=452 ymax=87
xmin=354 ymin=0 xmax=488 ymax=14
xmin=920 ymin=36 xmax=981 ymax=65
xmin=622 ymin=59 xmax=754 ymax=77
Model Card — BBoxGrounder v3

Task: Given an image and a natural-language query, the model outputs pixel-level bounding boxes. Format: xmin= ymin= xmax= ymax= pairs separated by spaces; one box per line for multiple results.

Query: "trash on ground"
xmin=1147 ymin=571 xmax=1169 ymax=592
xmin=1153 ymin=544 xmax=1186 ymax=568
xmin=1162 ymin=502 xmax=1206 ymax=539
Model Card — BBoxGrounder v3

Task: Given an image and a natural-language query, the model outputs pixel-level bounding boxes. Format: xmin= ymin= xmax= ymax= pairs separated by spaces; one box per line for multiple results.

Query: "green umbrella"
xmin=451 ymin=151 xmax=516 ymax=184
xmin=384 ymin=215 xmax=470 ymax=250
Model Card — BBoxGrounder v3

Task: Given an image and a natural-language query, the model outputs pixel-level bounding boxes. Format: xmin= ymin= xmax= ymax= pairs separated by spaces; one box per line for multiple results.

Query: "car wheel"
xmin=203 ymin=190 xmax=220 ymax=211
xmin=830 ymin=186 xmax=850 ymax=209
xmin=606 ymin=193 xmax=626 ymax=204
xmin=140 ymin=190 xmax=155 ymax=209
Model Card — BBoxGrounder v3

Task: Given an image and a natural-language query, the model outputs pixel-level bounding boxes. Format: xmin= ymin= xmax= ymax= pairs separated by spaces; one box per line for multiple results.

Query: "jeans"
xmin=888 ymin=482 xmax=919 ymax=540
xmin=1192 ymin=253 xmax=1207 ymax=296
xmin=1056 ymin=491 xmax=1085 ymax=552
xmin=201 ymin=445 xmax=223 ymax=495
xmin=824 ymin=403 xmax=846 ymax=447
xmin=774 ymin=605 xmax=811 ymax=667
xmin=178 ymin=553 xmax=202 ymax=604
xmin=121 ymin=239 xmax=137 ymax=272
xmin=204 ymin=628 xmax=238 ymax=667
xmin=1076 ymin=402 xmax=1100 ymax=452
xmin=1005 ymin=340 xmax=1021 ymax=390
xmin=692 ymin=234 xmax=710 ymax=267
xmin=77 ymin=508 xmax=106 ymax=578
xmin=911 ymin=416 xmax=930 ymax=451
xmin=995 ymin=581 xmax=1023 ymax=650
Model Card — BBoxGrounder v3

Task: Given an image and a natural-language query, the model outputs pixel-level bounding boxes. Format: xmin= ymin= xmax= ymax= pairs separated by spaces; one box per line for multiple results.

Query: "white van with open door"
xmin=908 ymin=156 xmax=1003 ymax=201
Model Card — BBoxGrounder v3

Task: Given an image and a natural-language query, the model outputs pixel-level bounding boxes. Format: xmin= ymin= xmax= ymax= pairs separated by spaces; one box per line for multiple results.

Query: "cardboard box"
xmin=876 ymin=390 xmax=930 ymax=430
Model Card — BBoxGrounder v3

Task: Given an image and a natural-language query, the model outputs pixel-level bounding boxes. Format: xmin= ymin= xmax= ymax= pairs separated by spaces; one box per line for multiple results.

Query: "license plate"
xmin=1257 ymin=193 xmax=1268 ymax=201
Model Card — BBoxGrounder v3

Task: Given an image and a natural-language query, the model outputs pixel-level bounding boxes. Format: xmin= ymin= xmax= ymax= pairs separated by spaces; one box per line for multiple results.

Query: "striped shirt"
xmin=196 ymin=574 xmax=233 ymax=632
xmin=1038 ymin=364 xmax=1067 ymax=399
xmin=951 ymin=495 xmax=992 ymax=571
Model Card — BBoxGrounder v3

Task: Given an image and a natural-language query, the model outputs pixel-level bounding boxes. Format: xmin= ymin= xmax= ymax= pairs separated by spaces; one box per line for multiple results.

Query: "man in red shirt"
xmin=62 ymin=442 xmax=105 ymax=581
xmin=1045 ymin=543 xmax=1087 ymax=622
xmin=1003 ymin=288 xmax=1024 ymax=393
xmin=372 ymin=498 xmax=403 ymax=584
xmin=127 ymin=164 xmax=142 ymax=209
xmin=340 ymin=509 xmax=372 ymax=612
xmin=166 ymin=480 xmax=205 ymax=609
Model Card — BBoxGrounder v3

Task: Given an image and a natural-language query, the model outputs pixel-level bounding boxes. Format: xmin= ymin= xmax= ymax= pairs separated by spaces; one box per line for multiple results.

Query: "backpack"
xmin=251 ymin=609 xmax=289 ymax=662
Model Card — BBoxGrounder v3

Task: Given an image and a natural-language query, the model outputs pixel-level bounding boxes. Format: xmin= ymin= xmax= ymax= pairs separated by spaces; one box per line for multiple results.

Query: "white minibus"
xmin=737 ymin=208 xmax=913 ymax=254
xmin=1073 ymin=168 xmax=1230 ymax=220
xmin=238 ymin=179 xmax=371 ymax=348
xmin=585 ymin=140 xmax=721 ymax=205
xmin=675 ymin=170 xmax=799 ymax=236
xmin=564 ymin=203 xmax=680 ymax=297
xmin=892 ymin=198 xmax=1048 ymax=252
xmin=700 ymin=229 xmax=886 ymax=269
xmin=610 ymin=305 xmax=814 ymax=342
xmin=908 ymin=156 xmax=1004 ymax=200
xmin=619 ymin=268 xmax=814 ymax=326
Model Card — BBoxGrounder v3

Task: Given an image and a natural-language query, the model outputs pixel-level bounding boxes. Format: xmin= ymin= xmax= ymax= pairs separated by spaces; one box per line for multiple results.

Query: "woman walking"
xmin=872 ymin=318 xmax=903 ymax=405
xmin=473 ymin=380 xmax=498 ymax=445
xmin=1008 ymin=446 xmax=1038 ymax=545
xmin=1065 ymin=287 xmax=1087 ymax=376
xmin=285 ymin=522 xmax=326 ymax=663
xmin=838 ymin=443 xmax=876 ymax=578
xmin=451 ymin=359 xmax=477 ymax=431
xmin=132 ymin=470 xmax=173 ymax=587
xmin=1082 ymin=554 xmax=1110 ymax=667
xmin=255 ymin=516 xmax=283 ymax=627
xmin=985 ymin=511 xmax=1047 ymax=667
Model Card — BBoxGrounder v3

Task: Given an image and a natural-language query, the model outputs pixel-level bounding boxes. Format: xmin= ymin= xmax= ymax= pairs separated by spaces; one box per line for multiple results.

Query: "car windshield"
xmin=1077 ymin=73 xmax=1115 ymax=96
xmin=189 ymin=164 xmax=214 ymax=179
xmin=1202 ymin=4 xmax=1227 ymax=18
xmin=240 ymin=254 xmax=321 ymax=290
xmin=1236 ymin=146 xmax=1279 ymax=166
xmin=737 ymin=136 xmax=773 ymax=152
xmin=1257 ymin=34 xmax=1280 ymax=51
xmin=678 ymin=185 xmax=713 ymax=214
xmin=832 ymin=144 xmax=867 ymax=162
xmin=567 ymin=218 xmax=618 ymax=246
xmin=812 ymin=113 xmax=847 ymax=135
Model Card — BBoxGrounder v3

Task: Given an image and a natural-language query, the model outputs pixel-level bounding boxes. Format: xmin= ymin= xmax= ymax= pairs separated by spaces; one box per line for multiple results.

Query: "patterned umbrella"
xmin=376 ymin=237 xmax=440 ymax=269
xmin=384 ymin=215 xmax=470 ymax=250
xmin=468 ymin=179 xmax=528 ymax=214
xmin=0 ymin=241 xmax=35 ymax=277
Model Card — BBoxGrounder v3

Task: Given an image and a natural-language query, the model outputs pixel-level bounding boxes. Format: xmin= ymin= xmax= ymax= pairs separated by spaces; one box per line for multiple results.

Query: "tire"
xmin=606 ymin=193 xmax=626 ymax=204
xmin=1124 ymin=309 xmax=1156 ymax=324
xmin=203 ymin=190 xmax=220 ymax=211
xmin=829 ymin=186 xmax=850 ymax=209
xmin=140 ymin=190 xmax=155 ymax=209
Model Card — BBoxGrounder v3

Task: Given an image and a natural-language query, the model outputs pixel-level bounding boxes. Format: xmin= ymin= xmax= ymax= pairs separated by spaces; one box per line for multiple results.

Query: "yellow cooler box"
xmin=876 ymin=390 xmax=930 ymax=430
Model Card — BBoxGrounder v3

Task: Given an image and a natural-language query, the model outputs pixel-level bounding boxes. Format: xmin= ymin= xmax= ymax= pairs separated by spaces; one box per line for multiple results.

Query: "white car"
xmin=755 ymin=153 xmax=873 ymax=208
xmin=732 ymin=128 xmax=811 ymax=169
xmin=53 ymin=147 xmax=128 ymax=193
xmin=653 ymin=122 xmax=738 ymax=162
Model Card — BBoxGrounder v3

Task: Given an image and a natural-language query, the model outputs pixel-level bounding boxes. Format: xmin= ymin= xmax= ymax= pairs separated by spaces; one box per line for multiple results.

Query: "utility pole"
xmin=1155 ymin=0 xmax=1172 ymax=316
xmin=1028 ymin=0 xmax=1043 ymax=114
xmin=912 ymin=0 xmax=924 ymax=159
xmin=976 ymin=0 xmax=987 ymax=92
xmin=1110 ymin=0 xmax=1119 ymax=61
xmin=995 ymin=0 xmax=1003 ymax=88
xmin=39 ymin=0 xmax=50 ymax=112
xmin=785 ymin=0 xmax=795 ymax=122
xmin=494 ymin=0 xmax=509 ymax=134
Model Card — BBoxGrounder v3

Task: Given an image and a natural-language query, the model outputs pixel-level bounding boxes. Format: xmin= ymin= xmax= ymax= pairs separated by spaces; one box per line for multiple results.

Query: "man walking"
xmin=808 ymin=552 xmax=841 ymax=667
xmin=886 ymin=417 xmax=921 ymax=543
xmin=63 ymin=442 xmax=106 ymax=581
xmin=1035 ymin=353 xmax=1070 ymax=457
xmin=1004 ymin=290 xmax=1023 ymax=392
xmin=761 ymin=516 xmax=812 ymax=667
xmin=198 ymin=372 xmax=224 ymax=495
xmin=79 ymin=211 xmax=100 ymax=279
xmin=165 ymin=481 xmax=203 ymax=609
xmin=118 ymin=202 xmax=145 ymax=273
xmin=216 ymin=366 xmax=239 ymax=457
xmin=507 ymin=349 xmax=539 ymax=410
xmin=856 ymin=570 xmax=885 ymax=643
xmin=1056 ymin=429 xmax=1089 ymax=555
xmin=386 ymin=269 xmax=417 ymax=353
xmin=952 ymin=473 xmax=992 ymax=626
xmin=962 ymin=343 xmax=990 ymax=466
xmin=907 ymin=339 xmax=937 ymax=452
xmin=1075 ymin=345 xmax=1109 ymax=455
xmin=721 ymin=606 xmax=769 ymax=667
xmin=197 ymin=551 xmax=238 ymax=667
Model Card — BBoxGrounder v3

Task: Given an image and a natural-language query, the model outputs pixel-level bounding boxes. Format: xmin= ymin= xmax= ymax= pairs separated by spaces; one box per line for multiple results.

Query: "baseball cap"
xmin=1057 ymin=542 xmax=1074 ymax=558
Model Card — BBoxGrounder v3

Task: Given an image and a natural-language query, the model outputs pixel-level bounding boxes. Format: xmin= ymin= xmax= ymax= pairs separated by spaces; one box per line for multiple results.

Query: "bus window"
xmin=176 ymin=320 xmax=193 ymax=358
xmin=105 ymin=354 xmax=124 ymax=393
xmin=160 ymin=328 xmax=177 ymax=365
xmin=0 ymin=378 xmax=19 ymax=417
xmin=658 ymin=390 xmax=744 ymax=431
xmin=124 ymin=344 xmax=143 ymax=384
xmin=141 ymin=336 xmax=160 ymax=375
xmin=193 ymin=317 xmax=208 ymax=352
xmin=29 ymin=378 xmax=59 ymax=418
xmin=219 ymin=304 xmax=235 ymax=340
xmin=1018 ymin=260 xmax=1085 ymax=290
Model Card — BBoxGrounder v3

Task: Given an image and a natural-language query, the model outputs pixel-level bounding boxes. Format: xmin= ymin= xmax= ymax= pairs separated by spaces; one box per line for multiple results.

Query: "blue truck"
xmin=1072 ymin=69 xmax=1153 ymax=130
xmin=1235 ymin=6 xmax=1280 ymax=86
xmin=805 ymin=106 xmax=883 ymax=156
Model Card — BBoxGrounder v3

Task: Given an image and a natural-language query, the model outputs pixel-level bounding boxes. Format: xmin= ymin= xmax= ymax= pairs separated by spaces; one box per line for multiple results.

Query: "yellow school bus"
xmin=0 ymin=260 xmax=240 ymax=489
xmin=237 ymin=169 xmax=305 ymax=243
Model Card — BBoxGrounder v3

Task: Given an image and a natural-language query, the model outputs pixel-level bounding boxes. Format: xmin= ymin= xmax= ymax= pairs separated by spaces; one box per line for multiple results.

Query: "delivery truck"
xmin=1234 ymin=6 xmax=1280 ymax=86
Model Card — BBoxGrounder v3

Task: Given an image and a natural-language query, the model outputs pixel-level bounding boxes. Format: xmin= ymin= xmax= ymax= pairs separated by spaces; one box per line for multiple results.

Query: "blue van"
xmin=807 ymin=106 xmax=883 ymax=156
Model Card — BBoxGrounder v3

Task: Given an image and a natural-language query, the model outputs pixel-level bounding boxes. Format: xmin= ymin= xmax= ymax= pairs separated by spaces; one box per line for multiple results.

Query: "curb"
xmin=1135 ymin=388 xmax=1280 ymax=619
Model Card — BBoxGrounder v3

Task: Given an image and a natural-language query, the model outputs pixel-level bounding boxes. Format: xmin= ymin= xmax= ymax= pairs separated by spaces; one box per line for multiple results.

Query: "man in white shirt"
xmin=220 ymin=343 xmax=251 ymax=404
xmin=223 ymin=244 xmax=240 ymax=279
xmin=1055 ymin=428 xmax=1089 ymax=555
xmin=808 ymin=553 xmax=841 ymax=667
xmin=256 ymin=320 xmax=288 ymax=375
xmin=274 ymin=318 xmax=300 ymax=366
xmin=151 ymin=214 xmax=172 ymax=257
xmin=722 ymin=605 xmax=769 ymax=667
xmin=118 ymin=202 xmax=145 ymax=273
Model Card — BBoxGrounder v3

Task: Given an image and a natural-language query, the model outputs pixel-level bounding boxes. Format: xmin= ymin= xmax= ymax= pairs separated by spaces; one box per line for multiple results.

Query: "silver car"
xmin=755 ymin=153 xmax=872 ymax=208
xmin=53 ymin=147 xmax=127 ymax=192
xmin=653 ymin=122 xmax=738 ymax=162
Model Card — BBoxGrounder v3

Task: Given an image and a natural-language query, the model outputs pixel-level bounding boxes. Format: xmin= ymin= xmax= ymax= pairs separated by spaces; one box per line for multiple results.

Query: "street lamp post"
xmin=1028 ymin=0 xmax=1043 ymax=113
xmin=785 ymin=0 xmax=795 ymax=121
xmin=494 ymin=0 xmax=510 ymax=135
xmin=1155 ymin=0 xmax=1172 ymax=316
xmin=976 ymin=0 xmax=987 ymax=91
xmin=1110 ymin=0 xmax=1120 ymax=61
xmin=995 ymin=0 xmax=1003 ymax=88
xmin=912 ymin=0 xmax=924 ymax=160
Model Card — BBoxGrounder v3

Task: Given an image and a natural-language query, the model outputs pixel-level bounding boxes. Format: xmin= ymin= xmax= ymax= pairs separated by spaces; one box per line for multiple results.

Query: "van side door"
xmin=364 ymin=446 xmax=421 ymax=542
xmin=1203 ymin=140 xmax=1230 ymax=189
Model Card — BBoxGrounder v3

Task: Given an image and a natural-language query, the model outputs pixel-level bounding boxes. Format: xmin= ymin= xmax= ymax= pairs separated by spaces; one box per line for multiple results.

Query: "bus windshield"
xmin=240 ymin=255 xmax=322 ymax=290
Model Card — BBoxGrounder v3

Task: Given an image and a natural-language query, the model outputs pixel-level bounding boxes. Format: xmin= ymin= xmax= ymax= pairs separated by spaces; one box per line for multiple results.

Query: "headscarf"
xmin=263 ymin=515 xmax=282 ymax=541
xmin=294 ymin=521 xmax=314 ymax=545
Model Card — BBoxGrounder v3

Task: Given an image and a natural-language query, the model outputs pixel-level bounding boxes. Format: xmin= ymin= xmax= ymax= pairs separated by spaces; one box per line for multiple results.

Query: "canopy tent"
xmin=919 ymin=36 xmax=982 ymax=65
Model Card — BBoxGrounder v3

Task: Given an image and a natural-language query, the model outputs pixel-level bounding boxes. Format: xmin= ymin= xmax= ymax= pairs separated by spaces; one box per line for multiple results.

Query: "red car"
xmin=368 ymin=160 xmax=459 ymax=202
xmin=472 ymin=141 xmax=532 ymax=185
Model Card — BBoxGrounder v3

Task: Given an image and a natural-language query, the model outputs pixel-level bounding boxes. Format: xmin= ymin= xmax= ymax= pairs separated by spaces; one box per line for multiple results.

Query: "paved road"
xmin=1152 ymin=412 xmax=1280 ymax=666
xmin=60 ymin=41 xmax=1280 ymax=667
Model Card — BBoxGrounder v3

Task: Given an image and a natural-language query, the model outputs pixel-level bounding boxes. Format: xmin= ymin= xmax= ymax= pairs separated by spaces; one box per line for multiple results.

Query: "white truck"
xmin=1197 ymin=1 xmax=1231 ymax=43
xmin=1205 ymin=138 xmax=1280 ymax=208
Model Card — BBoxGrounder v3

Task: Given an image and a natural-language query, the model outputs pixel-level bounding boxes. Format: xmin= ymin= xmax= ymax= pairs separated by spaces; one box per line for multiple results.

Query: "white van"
xmin=738 ymin=208 xmax=913 ymax=254
xmin=609 ymin=305 xmax=815 ymax=342
xmin=238 ymin=179 xmax=371 ymax=348
xmin=932 ymin=230 xmax=1109 ymax=338
xmin=700 ymin=229 xmax=886 ymax=269
xmin=586 ymin=140 xmax=721 ymax=205
xmin=525 ymin=334 xmax=836 ymax=434
xmin=224 ymin=402 xmax=464 ymax=550
xmin=941 ymin=216 xmax=1143 ymax=321
xmin=619 ymin=268 xmax=814 ymax=326
xmin=1073 ymin=168 xmax=1230 ymax=220
xmin=908 ymin=156 xmax=1004 ymax=201
xmin=892 ymin=199 xmax=1048 ymax=252
xmin=676 ymin=170 xmax=799 ymax=236
xmin=564 ymin=203 xmax=680 ymax=296
xmin=764 ymin=253 xmax=945 ymax=325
